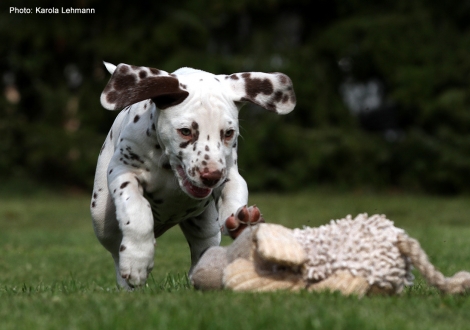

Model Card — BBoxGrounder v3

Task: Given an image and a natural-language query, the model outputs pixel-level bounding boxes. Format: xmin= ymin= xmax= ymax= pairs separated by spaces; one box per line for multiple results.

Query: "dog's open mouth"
xmin=176 ymin=166 xmax=212 ymax=199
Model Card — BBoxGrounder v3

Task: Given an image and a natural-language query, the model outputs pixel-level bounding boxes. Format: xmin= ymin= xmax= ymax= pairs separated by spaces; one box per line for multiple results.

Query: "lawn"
xmin=0 ymin=189 xmax=469 ymax=329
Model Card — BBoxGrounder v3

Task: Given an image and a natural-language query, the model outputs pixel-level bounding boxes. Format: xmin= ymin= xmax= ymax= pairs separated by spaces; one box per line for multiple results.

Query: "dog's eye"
xmin=178 ymin=128 xmax=192 ymax=137
xmin=225 ymin=129 xmax=235 ymax=139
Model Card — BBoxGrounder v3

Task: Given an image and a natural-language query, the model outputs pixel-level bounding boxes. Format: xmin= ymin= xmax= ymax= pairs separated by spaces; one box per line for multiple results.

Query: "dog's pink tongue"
xmin=185 ymin=181 xmax=212 ymax=199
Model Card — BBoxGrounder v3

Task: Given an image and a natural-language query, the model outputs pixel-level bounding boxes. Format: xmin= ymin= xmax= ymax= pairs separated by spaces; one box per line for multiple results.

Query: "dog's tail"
xmin=397 ymin=233 xmax=470 ymax=294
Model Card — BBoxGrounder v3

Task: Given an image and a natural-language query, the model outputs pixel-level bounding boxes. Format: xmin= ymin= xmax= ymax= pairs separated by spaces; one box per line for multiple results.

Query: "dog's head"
xmin=101 ymin=62 xmax=296 ymax=199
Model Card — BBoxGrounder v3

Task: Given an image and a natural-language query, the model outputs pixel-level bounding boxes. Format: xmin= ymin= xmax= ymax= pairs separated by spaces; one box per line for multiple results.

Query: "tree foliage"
xmin=2 ymin=0 xmax=470 ymax=193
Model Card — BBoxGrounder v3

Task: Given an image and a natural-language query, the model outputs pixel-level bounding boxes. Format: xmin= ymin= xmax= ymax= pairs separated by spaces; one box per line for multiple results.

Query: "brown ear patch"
xmin=225 ymin=72 xmax=296 ymax=114
xmin=100 ymin=63 xmax=189 ymax=110
xmin=242 ymin=73 xmax=274 ymax=100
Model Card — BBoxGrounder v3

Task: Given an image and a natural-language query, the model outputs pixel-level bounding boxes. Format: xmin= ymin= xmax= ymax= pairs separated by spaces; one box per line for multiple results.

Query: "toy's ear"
xmin=219 ymin=72 xmax=296 ymax=114
xmin=254 ymin=224 xmax=307 ymax=266
xmin=100 ymin=63 xmax=189 ymax=111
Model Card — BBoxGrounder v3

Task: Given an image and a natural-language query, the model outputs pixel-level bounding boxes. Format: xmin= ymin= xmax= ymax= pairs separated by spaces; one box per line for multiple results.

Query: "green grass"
xmin=1 ymin=190 xmax=470 ymax=329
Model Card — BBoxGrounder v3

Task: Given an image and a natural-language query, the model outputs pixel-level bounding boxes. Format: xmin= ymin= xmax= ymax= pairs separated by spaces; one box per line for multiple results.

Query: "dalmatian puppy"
xmin=90 ymin=62 xmax=296 ymax=289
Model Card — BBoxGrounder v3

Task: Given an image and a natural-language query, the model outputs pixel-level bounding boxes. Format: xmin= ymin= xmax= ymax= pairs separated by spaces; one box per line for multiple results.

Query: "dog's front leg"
xmin=109 ymin=173 xmax=155 ymax=288
xmin=216 ymin=168 xmax=264 ymax=239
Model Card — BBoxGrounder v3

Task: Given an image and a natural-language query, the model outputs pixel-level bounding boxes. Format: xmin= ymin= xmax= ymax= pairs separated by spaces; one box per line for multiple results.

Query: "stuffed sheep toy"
xmin=191 ymin=214 xmax=470 ymax=296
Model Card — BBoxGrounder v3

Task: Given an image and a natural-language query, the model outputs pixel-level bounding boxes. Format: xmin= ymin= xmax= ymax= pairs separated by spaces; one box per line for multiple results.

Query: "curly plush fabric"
xmin=293 ymin=214 xmax=414 ymax=293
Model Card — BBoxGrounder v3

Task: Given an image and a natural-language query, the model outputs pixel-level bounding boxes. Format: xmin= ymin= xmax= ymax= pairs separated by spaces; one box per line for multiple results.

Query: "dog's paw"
xmin=225 ymin=205 xmax=265 ymax=239
xmin=119 ymin=240 xmax=155 ymax=287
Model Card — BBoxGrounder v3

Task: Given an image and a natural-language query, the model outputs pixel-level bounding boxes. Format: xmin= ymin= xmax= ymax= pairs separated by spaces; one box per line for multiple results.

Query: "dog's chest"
xmin=143 ymin=189 xmax=212 ymax=224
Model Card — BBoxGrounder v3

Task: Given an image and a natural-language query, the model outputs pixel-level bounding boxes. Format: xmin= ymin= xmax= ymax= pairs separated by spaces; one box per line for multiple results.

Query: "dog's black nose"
xmin=200 ymin=170 xmax=223 ymax=187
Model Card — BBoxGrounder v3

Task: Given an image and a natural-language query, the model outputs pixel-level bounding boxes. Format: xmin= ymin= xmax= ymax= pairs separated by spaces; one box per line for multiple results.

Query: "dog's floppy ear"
xmin=220 ymin=72 xmax=296 ymax=114
xmin=100 ymin=63 xmax=189 ymax=111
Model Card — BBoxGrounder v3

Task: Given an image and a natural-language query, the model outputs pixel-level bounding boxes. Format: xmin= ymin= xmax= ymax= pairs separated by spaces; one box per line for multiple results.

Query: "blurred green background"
xmin=2 ymin=0 xmax=470 ymax=194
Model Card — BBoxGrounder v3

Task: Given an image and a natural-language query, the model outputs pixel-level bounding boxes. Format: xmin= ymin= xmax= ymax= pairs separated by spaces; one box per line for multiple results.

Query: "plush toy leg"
xmin=223 ymin=258 xmax=305 ymax=292
xmin=308 ymin=271 xmax=370 ymax=297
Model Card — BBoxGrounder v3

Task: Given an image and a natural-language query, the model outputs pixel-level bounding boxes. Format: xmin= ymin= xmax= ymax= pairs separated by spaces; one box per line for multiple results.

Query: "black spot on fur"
xmin=134 ymin=115 xmax=140 ymax=123
xmin=120 ymin=245 xmax=126 ymax=252
xmin=120 ymin=181 xmax=130 ymax=189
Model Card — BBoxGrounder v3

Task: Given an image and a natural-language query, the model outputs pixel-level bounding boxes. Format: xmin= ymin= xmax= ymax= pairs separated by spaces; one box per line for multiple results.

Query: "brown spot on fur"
xmin=279 ymin=74 xmax=287 ymax=84
xmin=119 ymin=65 xmax=129 ymax=74
xmin=114 ymin=73 xmax=137 ymax=91
xmin=274 ymin=91 xmax=283 ymax=102
xmin=244 ymin=75 xmax=274 ymax=99
xmin=106 ymin=91 xmax=118 ymax=103
xmin=150 ymin=68 xmax=160 ymax=75
xmin=139 ymin=70 xmax=148 ymax=79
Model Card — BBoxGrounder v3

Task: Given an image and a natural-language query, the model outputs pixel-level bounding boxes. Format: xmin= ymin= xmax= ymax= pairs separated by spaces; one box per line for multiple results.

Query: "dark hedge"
xmin=2 ymin=0 xmax=470 ymax=193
